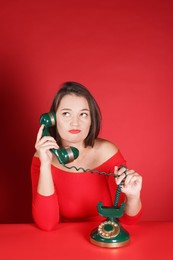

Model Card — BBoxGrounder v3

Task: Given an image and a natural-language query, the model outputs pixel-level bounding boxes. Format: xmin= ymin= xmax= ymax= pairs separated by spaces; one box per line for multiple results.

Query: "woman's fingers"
xmin=35 ymin=125 xmax=59 ymax=158
xmin=36 ymin=125 xmax=44 ymax=143
xmin=115 ymin=166 xmax=128 ymax=185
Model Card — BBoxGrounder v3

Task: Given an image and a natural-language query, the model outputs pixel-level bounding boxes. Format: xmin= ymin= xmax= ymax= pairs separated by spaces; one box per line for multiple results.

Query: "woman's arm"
xmin=31 ymin=125 xmax=60 ymax=231
xmin=31 ymin=157 xmax=60 ymax=231
xmin=115 ymin=166 xmax=142 ymax=217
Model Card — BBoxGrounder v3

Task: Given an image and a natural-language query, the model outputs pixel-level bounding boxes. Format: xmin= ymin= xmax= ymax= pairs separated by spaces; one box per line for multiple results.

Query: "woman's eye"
xmin=62 ymin=112 xmax=70 ymax=117
xmin=80 ymin=112 xmax=88 ymax=118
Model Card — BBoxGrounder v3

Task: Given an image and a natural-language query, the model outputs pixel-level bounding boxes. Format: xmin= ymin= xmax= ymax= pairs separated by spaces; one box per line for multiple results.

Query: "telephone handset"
xmin=40 ymin=112 xmax=130 ymax=248
xmin=40 ymin=112 xmax=79 ymax=164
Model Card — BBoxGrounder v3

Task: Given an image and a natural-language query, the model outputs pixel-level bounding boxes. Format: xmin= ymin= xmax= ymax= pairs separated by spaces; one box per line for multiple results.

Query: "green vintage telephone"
xmin=40 ymin=112 xmax=130 ymax=248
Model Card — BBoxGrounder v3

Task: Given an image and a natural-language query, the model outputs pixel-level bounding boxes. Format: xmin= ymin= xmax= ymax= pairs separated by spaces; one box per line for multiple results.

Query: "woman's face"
xmin=56 ymin=94 xmax=91 ymax=146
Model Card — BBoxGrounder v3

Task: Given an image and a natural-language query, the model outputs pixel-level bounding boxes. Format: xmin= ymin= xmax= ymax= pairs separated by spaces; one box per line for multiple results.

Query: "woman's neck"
xmin=61 ymin=141 xmax=85 ymax=152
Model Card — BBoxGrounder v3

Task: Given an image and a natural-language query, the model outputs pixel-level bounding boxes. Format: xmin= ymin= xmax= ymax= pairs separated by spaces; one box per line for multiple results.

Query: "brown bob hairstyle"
xmin=49 ymin=81 xmax=102 ymax=147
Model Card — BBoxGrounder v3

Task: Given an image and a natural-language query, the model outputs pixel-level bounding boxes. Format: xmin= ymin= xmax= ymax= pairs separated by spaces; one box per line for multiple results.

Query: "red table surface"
xmin=0 ymin=221 xmax=172 ymax=260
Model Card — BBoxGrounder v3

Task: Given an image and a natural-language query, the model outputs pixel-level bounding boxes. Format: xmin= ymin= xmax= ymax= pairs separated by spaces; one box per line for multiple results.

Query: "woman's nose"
xmin=70 ymin=116 xmax=79 ymax=126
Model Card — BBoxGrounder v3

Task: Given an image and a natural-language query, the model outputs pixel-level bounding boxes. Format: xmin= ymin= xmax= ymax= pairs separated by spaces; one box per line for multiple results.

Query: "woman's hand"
xmin=35 ymin=125 xmax=59 ymax=164
xmin=114 ymin=166 xmax=142 ymax=199
xmin=114 ymin=166 xmax=142 ymax=216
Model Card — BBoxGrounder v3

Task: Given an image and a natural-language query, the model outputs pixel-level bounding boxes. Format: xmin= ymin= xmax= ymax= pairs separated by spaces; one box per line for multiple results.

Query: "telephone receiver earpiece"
xmin=40 ymin=111 xmax=56 ymax=127
xmin=40 ymin=112 xmax=79 ymax=164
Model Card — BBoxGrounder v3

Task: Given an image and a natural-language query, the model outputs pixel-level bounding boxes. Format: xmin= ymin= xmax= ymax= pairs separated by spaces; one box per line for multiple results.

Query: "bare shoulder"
xmin=94 ymin=138 xmax=118 ymax=160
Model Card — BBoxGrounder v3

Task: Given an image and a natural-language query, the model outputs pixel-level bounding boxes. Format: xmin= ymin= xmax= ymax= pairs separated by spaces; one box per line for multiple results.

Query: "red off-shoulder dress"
xmin=31 ymin=151 xmax=142 ymax=231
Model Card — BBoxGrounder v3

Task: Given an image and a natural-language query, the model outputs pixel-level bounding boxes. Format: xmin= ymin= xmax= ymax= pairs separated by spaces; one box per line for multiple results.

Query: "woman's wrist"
xmin=40 ymin=161 xmax=52 ymax=170
xmin=125 ymin=195 xmax=142 ymax=216
xmin=38 ymin=162 xmax=55 ymax=196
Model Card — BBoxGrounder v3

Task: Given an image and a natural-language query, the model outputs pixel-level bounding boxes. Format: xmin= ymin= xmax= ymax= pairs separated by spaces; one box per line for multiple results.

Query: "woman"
xmin=31 ymin=81 xmax=142 ymax=231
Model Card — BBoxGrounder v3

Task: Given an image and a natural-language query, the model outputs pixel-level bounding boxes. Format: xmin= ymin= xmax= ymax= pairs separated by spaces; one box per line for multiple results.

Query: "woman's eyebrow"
xmin=60 ymin=108 xmax=89 ymax=111
xmin=81 ymin=108 xmax=90 ymax=111
xmin=60 ymin=108 xmax=71 ymax=111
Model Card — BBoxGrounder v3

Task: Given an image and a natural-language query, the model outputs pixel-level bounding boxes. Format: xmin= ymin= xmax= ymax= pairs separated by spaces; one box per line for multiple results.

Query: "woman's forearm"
xmin=125 ymin=195 xmax=142 ymax=216
xmin=37 ymin=163 xmax=55 ymax=196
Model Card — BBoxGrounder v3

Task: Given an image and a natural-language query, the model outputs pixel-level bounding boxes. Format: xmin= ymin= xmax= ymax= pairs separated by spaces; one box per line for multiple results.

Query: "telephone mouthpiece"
xmin=70 ymin=147 xmax=79 ymax=161
xmin=51 ymin=146 xmax=79 ymax=164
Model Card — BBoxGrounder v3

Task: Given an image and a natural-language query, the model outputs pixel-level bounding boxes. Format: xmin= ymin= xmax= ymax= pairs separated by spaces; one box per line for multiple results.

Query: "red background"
xmin=0 ymin=0 xmax=173 ymax=223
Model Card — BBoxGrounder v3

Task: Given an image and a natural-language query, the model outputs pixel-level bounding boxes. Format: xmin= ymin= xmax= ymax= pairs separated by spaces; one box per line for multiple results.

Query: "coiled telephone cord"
xmin=61 ymin=162 xmax=127 ymax=208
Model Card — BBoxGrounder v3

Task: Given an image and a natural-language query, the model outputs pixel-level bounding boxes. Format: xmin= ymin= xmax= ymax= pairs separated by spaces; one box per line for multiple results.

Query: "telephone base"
xmin=90 ymin=221 xmax=130 ymax=248
xmin=90 ymin=236 xmax=130 ymax=248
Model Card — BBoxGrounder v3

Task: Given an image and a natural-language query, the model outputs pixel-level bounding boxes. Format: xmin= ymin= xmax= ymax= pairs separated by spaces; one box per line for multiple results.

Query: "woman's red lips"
xmin=69 ymin=129 xmax=81 ymax=134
